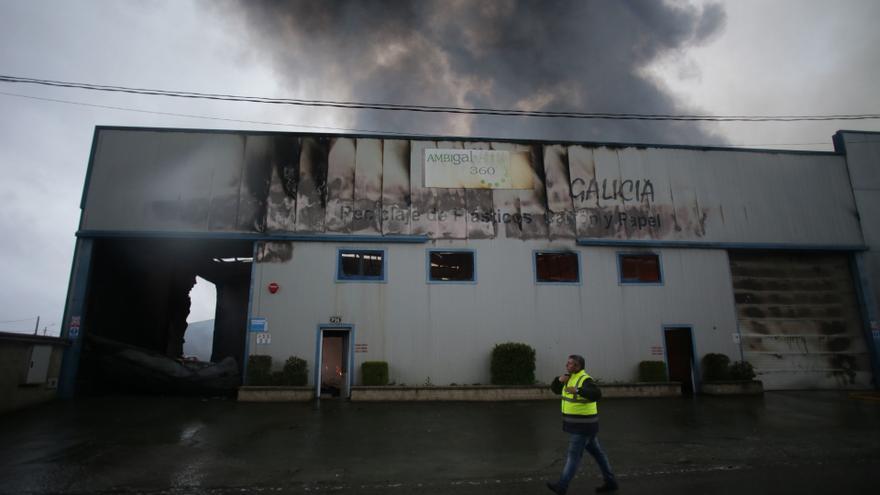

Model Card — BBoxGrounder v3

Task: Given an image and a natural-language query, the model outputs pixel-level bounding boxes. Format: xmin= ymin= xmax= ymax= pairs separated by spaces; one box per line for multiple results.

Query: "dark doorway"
xmin=319 ymin=329 xmax=350 ymax=398
xmin=79 ymin=237 xmax=253 ymax=395
xmin=664 ymin=326 xmax=697 ymax=395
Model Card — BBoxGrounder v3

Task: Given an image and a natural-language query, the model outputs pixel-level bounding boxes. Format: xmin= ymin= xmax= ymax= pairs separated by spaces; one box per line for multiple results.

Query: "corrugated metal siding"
xmin=730 ymin=252 xmax=871 ymax=389
xmin=82 ymin=129 xmax=863 ymax=248
xmin=250 ymin=241 xmax=742 ymax=386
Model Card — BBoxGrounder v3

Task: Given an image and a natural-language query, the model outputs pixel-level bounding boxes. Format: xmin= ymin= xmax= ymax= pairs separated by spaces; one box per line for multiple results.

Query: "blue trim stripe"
xmin=77 ymin=230 xmax=429 ymax=244
xmin=579 ymin=238 xmax=866 ymax=252
xmin=58 ymin=238 xmax=94 ymax=399
xmin=242 ymin=242 xmax=259 ymax=384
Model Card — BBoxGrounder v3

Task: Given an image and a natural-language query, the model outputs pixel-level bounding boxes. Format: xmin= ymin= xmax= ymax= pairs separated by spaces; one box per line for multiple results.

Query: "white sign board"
xmin=424 ymin=149 xmax=533 ymax=189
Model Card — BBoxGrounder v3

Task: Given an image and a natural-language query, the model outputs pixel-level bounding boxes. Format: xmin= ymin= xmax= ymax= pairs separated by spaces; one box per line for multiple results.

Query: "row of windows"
xmin=336 ymin=249 xmax=663 ymax=285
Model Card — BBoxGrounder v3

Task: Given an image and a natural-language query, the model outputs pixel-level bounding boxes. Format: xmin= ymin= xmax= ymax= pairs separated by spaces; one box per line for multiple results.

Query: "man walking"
xmin=547 ymin=355 xmax=618 ymax=494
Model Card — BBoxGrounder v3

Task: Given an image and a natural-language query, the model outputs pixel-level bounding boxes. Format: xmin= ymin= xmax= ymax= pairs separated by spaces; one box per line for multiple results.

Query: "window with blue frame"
xmin=336 ymin=249 xmax=385 ymax=281
xmin=428 ymin=250 xmax=475 ymax=282
xmin=618 ymin=253 xmax=662 ymax=284
xmin=535 ymin=252 xmax=580 ymax=283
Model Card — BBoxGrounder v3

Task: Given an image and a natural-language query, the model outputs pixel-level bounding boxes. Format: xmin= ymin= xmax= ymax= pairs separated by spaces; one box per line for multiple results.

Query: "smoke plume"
xmin=217 ymin=0 xmax=726 ymax=144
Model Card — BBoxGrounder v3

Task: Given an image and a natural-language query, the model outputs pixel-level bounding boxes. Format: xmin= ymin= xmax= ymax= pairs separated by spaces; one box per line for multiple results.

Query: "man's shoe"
xmin=546 ymin=481 xmax=566 ymax=494
xmin=595 ymin=480 xmax=619 ymax=493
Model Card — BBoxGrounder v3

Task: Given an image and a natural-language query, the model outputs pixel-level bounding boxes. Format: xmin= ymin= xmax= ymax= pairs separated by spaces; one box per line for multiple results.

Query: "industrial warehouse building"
xmin=59 ymin=127 xmax=880 ymax=397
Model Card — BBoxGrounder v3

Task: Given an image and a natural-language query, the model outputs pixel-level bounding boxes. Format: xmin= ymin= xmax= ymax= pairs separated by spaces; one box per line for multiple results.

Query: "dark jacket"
xmin=550 ymin=373 xmax=602 ymax=434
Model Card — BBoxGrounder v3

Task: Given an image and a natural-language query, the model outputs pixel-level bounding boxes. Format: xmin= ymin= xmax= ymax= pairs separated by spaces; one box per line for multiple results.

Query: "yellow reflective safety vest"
xmin=561 ymin=370 xmax=598 ymax=417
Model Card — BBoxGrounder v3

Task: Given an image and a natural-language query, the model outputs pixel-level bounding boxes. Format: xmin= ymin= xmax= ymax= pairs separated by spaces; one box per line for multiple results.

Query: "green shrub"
xmin=702 ymin=353 xmax=732 ymax=381
xmin=729 ymin=361 xmax=756 ymax=380
xmin=270 ymin=371 xmax=286 ymax=385
xmin=247 ymin=355 xmax=273 ymax=385
xmin=638 ymin=361 xmax=667 ymax=382
xmin=362 ymin=361 xmax=390 ymax=386
xmin=281 ymin=356 xmax=308 ymax=386
xmin=490 ymin=342 xmax=536 ymax=385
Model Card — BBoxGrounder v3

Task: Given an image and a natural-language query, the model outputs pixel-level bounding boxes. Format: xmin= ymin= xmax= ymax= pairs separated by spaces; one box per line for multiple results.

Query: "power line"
xmin=2 ymin=74 xmax=880 ymax=122
xmin=0 ymin=91 xmax=415 ymax=136
xmin=3 ymin=91 xmax=866 ymax=150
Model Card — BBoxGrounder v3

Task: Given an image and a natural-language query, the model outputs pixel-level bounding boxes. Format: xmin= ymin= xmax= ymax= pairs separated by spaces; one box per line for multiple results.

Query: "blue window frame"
xmin=534 ymin=251 xmax=581 ymax=284
xmin=618 ymin=252 xmax=663 ymax=285
xmin=427 ymin=249 xmax=476 ymax=283
xmin=336 ymin=248 xmax=386 ymax=282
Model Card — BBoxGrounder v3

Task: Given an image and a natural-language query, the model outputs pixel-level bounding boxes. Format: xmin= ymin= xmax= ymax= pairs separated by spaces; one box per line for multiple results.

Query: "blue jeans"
xmin=557 ymin=432 xmax=615 ymax=490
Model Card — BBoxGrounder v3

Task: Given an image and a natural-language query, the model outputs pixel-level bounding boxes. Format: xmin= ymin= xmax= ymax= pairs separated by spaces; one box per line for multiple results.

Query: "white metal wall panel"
xmin=294 ymin=138 xmax=327 ymax=233
xmin=83 ymin=129 xmax=863 ymax=248
xmin=434 ymin=141 xmax=468 ymax=239
xmin=837 ymin=131 xmax=880 ymax=372
xmin=840 ymin=132 xmax=880 ymax=189
xmin=82 ymin=130 xmax=247 ymax=232
xmin=265 ymin=136 xmax=297 ymax=233
xmin=352 ymin=139 xmax=383 ymax=234
xmin=324 ymin=138 xmax=356 ymax=233
xmin=409 ymin=140 xmax=438 ymax=237
xmin=462 ymin=141 xmax=496 ymax=239
xmin=250 ymin=241 xmax=741 ymax=387
xmin=543 ymin=144 xmax=576 ymax=239
xmin=380 ymin=139 xmax=411 ymax=236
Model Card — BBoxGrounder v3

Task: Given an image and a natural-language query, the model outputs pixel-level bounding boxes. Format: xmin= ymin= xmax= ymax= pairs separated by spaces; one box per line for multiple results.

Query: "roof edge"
xmin=91 ymin=125 xmax=843 ymax=157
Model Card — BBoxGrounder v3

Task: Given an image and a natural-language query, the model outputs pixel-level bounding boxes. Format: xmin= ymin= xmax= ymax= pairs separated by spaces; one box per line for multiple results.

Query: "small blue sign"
xmin=249 ymin=318 xmax=267 ymax=333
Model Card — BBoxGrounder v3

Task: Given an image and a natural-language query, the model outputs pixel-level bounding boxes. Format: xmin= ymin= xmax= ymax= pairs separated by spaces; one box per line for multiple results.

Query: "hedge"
xmin=729 ymin=360 xmax=756 ymax=380
xmin=281 ymin=356 xmax=309 ymax=386
xmin=247 ymin=355 xmax=273 ymax=385
xmin=490 ymin=342 xmax=536 ymax=385
xmin=247 ymin=355 xmax=308 ymax=386
xmin=702 ymin=353 xmax=732 ymax=381
xmin=638 ymin=361 xmax=667 ymax=382
xmin=362 ymin=361 xmax=390 ymax=386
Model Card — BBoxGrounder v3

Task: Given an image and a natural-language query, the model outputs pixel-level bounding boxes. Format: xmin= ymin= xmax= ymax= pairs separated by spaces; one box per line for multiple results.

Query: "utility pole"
xmin=33 ymin=316 xmax=40 ymax=335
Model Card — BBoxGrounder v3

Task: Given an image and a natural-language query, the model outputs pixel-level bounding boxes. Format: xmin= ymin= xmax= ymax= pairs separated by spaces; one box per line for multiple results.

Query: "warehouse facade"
xmin=59 ymin=127 xmax=880 ymax=396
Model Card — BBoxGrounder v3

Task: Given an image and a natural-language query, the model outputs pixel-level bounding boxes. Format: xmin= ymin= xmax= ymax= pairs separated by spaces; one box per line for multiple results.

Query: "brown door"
xmin=320 ymin=330 xmax=349 ymax=398
xmin=665 ymin=327 xmax=696 ymax=395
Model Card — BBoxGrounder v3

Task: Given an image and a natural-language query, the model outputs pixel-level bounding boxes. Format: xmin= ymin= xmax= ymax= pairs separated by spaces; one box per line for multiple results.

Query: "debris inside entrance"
xmin=87 ymin=334 xmax=239 ymax=395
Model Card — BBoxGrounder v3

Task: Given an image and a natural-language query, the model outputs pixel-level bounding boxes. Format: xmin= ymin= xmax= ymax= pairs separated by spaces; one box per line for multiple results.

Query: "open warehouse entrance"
xmin=730 ymin=251 xmax=871 ymax=389
xmin=77 ymin=237 xmax=253 ymax=395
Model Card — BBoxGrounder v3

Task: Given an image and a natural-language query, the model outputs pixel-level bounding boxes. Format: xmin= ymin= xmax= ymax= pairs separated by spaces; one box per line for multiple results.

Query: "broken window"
xmin=535 ymin=252 xmax=580 ymax=283
xmin=337 ymin=249 xmax=385 ymax=281
xmin=428 ymin=250 xmax=475 ymax=282
xmin=619 ymin=253 xmax=662 ymax=284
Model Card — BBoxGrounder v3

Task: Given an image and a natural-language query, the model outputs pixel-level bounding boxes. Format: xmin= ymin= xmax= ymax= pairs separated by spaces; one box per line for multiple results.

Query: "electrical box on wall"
xmin=24 ymin=345 xmax=51 ymax=385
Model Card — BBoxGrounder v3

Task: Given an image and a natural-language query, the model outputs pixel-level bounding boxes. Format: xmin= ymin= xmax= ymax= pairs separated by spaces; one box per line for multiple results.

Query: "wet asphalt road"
xmin=0 ymin=391 xmax=878 ymax=494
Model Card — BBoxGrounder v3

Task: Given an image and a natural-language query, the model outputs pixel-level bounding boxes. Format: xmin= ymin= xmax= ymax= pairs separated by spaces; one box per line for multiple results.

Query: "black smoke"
xmin=216 ymin=0 xmax=726 ymax=144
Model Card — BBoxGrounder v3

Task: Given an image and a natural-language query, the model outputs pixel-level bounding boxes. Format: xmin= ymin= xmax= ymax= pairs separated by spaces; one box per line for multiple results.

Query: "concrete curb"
xmin=352 ymin=383 xmax=683 ymax=401
xmin=237 ymin=386 xmax=315 ymax=402
xmin=701 ymin=380 xmax=764 ymax=395
xmin=236 ymin=383 xmax=683 ymax=402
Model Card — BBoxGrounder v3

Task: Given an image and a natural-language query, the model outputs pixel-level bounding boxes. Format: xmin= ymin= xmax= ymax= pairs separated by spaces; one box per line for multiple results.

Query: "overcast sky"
xmin=1 ymin=0 xmax=878 ymax=336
